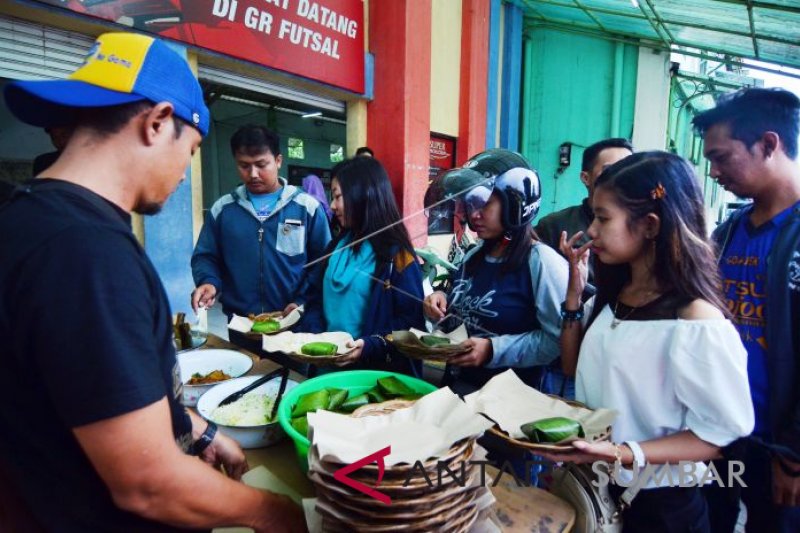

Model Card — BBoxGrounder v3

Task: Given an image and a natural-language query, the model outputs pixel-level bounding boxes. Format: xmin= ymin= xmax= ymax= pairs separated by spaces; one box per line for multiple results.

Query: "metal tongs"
xmin=217 ymin=367 xmax=290 ymax=420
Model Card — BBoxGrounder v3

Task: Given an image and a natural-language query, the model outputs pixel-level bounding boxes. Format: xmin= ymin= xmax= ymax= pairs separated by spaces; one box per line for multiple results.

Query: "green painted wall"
xmin=667 ymin=79 xmax=726 ymax=227
xmin=520 ymin=28 xmax=638 ymax=218
xmin=201 ymin=99 xmax=346 ymax=210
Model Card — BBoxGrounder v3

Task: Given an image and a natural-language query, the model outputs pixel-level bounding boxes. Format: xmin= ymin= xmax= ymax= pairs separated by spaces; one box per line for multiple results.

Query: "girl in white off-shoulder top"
xmin=553 ymin=151 xmax=754 ymax=533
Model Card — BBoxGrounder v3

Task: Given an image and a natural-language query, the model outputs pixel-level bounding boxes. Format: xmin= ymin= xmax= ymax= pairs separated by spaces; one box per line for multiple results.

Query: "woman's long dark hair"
xmin=330 ymin=157 xmax=415 ymax=264
xmin=589 ymin=151 xmax=728 ymax=325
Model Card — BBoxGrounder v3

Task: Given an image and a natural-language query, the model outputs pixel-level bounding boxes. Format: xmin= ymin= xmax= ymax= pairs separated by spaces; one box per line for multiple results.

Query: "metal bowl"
xmin=197 ymin=375 xmax=299 ymax=449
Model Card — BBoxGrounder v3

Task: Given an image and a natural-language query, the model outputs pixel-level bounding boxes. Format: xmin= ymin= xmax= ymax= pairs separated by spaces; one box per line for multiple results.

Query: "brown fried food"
xmin=187 ymin=369 xmax=232 ymax=385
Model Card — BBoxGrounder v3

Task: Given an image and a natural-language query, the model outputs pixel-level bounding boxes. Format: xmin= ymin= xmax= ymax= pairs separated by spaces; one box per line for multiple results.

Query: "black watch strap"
xmin=190 ymin=421 xmax=217 ymax=456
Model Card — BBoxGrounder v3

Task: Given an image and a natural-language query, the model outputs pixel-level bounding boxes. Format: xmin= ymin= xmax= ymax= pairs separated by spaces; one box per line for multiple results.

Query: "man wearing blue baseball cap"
xmin=0 ymin=33 xmax=304 ymax=532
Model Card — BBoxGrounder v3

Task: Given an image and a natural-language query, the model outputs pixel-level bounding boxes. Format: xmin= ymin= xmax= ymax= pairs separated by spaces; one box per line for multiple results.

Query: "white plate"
xmin=177 ymin=349 xmax=254 ymax=407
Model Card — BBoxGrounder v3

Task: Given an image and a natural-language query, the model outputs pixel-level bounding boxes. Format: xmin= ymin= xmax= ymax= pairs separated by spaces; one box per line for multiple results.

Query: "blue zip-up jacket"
xmin=713 ymin=204 xmax=800 ymax=460
xmin=300 ymin=240 xmax=425 ymax=377
xmin=192 ymin=179 xmax=331 ymax=317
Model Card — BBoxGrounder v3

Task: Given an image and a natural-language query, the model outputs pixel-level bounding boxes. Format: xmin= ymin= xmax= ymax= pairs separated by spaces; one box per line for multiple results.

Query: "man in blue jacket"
xmin=694 ymin=87 xmax=800 ymax=532
xmin=191 ymin=125 xmax=331 ymax=329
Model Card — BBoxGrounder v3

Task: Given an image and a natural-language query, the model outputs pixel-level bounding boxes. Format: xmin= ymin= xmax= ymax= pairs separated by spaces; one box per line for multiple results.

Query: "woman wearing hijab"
xmin=302 ymin=174 xmax=333 ymax=221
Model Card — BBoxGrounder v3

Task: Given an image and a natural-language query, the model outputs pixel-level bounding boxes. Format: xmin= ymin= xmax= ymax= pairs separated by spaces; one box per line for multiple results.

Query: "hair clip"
xmin=651 ymin=182 xmax=667 ymax=200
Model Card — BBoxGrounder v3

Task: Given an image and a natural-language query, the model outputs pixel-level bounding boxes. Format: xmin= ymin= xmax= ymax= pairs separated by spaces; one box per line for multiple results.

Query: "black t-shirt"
xmin=0 ymin=180 xmax=194 ymax=532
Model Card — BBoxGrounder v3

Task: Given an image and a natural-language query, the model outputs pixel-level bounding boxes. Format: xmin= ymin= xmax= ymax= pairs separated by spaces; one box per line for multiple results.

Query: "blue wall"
xmin=499 ymin=3 xmax=522 ymax=151
xmin=485 ymin=0 xmax=502 ymax=148
xmin=144 ymin=41 xmax=197 ymax=318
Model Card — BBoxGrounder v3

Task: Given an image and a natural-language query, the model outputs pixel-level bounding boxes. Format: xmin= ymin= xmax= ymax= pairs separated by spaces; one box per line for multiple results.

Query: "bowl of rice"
xmin=196 ymin=374 xmax=299 ymax=448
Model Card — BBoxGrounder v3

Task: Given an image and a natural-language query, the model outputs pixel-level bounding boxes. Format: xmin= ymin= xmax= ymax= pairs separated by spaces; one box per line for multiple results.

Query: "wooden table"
xmin=203 ymin=334 xmax=575 ymax=532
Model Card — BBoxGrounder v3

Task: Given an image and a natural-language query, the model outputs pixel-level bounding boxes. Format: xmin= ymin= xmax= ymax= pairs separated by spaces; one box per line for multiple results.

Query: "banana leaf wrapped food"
xmin=300 ymin=342 xmax=338 ymax=356
xmin=366 ymin=388 xmax=387 ymax=404
xmin=287 ymin=378 xmax=431 ymax=439
xmin=377 ymin=376 xmax=415 ymax=397
xmin=292 ymin=389 xmax=330 ymax=417
xmin=386 ymin=330 xmax=469 ymax=362
xmin=339 ymin=393 xmax=369 ymax=413
xmin=520 ymin=417 xmax=584 ymax=444
xmin=291 ymin=416 xmax=309 ymax=437
xmin=326 ymin=388 xmax=348 ymax=411
xmin=251 ymin=319 xmax=281 ymax=333
xmin=420 ymin=335 xmax=451 ymax=347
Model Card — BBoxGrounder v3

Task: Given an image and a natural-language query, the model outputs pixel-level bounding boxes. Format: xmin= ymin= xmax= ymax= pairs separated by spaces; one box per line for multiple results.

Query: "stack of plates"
xmin=308 ymin=438 xmax=481 ymax=532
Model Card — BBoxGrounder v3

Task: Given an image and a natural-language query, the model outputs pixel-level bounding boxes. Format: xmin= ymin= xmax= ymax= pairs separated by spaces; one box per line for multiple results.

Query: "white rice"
xmin=210 ymin=394 xmax=275 ymax=426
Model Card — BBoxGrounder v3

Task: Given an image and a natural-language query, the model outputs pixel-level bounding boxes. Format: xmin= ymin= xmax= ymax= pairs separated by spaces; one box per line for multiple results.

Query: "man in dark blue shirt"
xmin=695 ymin=87 xmax=800 ymax=532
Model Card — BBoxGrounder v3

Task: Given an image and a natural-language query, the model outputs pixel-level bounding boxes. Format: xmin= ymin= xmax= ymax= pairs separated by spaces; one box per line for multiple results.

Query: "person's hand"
xmin=191 ymin=284 xmax=217 ymax=313
xmin=199 ymin=430 xmax=248 ymax=480
xmin=773 ymin=456 xmax=800 ymax=506
xmin=448 ymin=337 xmax=493 ymax=367
xmin=424 ymin=291 xmax=448 ymax=321
xmin=559 ymin=231 xmax=592 ymax=303
xmin=255 ymin=493 xmax=307 ymax=533
xmin=282 ymin=303 xmax=299 ymax=317
xmin=334 ymin=338 xmax=364 ymax=367
xmin=538 ymin=440 xmax=630 ymax=466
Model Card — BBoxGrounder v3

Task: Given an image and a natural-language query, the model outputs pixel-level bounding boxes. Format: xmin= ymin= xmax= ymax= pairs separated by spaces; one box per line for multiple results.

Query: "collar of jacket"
xmin=231 ymin=178 xmax=299 ymax=221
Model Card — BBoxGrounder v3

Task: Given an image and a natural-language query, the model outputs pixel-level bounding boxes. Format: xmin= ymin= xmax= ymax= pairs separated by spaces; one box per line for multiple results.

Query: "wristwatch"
xmin=190 ymin=421 xmax=217 ymax=456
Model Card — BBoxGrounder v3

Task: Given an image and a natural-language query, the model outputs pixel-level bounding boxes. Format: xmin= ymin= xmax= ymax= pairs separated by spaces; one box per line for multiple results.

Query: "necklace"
xmin=610 ymin=290 xmax=659 ymax=329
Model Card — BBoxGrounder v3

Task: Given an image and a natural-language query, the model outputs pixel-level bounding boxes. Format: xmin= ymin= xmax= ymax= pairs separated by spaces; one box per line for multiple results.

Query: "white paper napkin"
xmin=307 ymin=387 xmax=493 ymax=466
xmin=409 ymin=323 xmax=469 ymax=343
xmin=464 ymin=369 xmax=616 ymax=440
xmin=227 ymin=306 xmax=303 ymax=334
xmin=261 ymin=331 xmax=354 ymax=355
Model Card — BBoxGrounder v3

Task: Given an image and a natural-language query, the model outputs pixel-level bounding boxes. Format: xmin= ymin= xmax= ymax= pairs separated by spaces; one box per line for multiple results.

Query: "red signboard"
xmin=428 ymin=133 xmax=456 ymax=235
xmin=429 ymin=134 xmax=456 ymax=179
xmin=35 ymin=0 xmax=365 ymax=94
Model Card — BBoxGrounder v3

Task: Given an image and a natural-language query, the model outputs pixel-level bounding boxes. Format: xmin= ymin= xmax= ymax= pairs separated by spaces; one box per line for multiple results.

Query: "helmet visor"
xmin=460 ymin=184 xmax=494 ymax=216
xmin=441 ymin=167 xmax=491 ymax=198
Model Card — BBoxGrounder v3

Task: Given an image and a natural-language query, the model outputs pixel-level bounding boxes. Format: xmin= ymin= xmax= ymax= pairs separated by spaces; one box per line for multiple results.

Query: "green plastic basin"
xmin=277 ymin=370 xmax=438 ymax=472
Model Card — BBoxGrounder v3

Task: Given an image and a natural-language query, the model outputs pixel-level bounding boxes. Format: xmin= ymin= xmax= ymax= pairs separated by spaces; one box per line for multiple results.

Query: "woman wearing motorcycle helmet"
xmin=423 ymin=149 xmax=572 ymax=397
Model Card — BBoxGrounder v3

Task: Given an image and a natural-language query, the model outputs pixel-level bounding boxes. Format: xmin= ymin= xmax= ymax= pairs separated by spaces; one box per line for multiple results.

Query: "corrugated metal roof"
xmin=518 ymin=0 xmax=800 ymax=72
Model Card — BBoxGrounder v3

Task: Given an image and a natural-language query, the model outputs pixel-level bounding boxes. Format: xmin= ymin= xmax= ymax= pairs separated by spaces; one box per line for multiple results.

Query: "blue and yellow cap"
xmin=4 ymin=32 xmax=209 ymax=136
